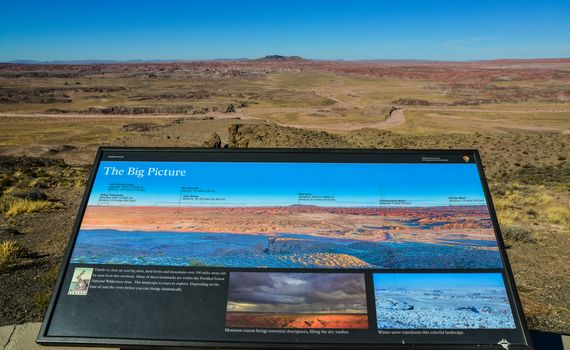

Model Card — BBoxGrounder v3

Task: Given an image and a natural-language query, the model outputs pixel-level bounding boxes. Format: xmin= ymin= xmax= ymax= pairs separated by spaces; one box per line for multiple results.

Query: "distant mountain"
xmin=256 ymin=55 xmax=307 ymax=62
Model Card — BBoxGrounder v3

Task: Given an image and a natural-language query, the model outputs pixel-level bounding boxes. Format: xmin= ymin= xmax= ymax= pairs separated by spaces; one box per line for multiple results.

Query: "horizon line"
xmin=2 ymin=56 xmax=570 ymax=65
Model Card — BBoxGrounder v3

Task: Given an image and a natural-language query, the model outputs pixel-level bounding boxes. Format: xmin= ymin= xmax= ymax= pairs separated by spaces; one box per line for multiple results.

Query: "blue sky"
xmin=87 ymin=161 xmax=487 ymax=207
xmin=1 ymin=0 xmax=568 ymax=61
xmin=374 ymin=273 xmax=506 ymax=289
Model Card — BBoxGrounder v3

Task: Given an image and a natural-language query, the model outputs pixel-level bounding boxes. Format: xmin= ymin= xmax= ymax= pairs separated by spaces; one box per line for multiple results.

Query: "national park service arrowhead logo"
xmin=497 ymin=338 xmax=510 ymax=350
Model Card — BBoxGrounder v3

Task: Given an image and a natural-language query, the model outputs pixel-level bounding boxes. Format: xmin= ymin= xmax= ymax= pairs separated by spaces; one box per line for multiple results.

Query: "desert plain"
xmin=0 ymin=57 xmax=569 ymax=333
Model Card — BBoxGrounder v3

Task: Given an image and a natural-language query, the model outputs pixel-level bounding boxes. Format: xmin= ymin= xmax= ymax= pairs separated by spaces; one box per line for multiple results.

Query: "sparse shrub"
xmin=73 ymin=178 xmax=87 ymax=190
xmin=538 ymin=193 xmax=554 ymax=205
xmin=0 ymin=176 xmax=14 ymax=189
xmin=320 ymin=98 xmax=337 ymax=106
xmin=0 ymin=240 xmax=22 ymax=268
xmin=34 ymin=168 xmax=50 ymax=178
xmin=11 ymin=189 xmax=48 ymax=201
xmin=13 ymin=180 xmax=28 ymax=189
xmin=34 ymin=288 xmax=52 ymax=310
xmin=491 ymin=183 xmax=507 ymax=196
xmin=28 ymin=177 xmax=50 ymax=188
xmin=34 ymin=265 xmax=59 ymax=310
xmin=4 ymin=199 xmax=59 ymax=217
xmin=501 ymin=225 xmax=535 ymax=243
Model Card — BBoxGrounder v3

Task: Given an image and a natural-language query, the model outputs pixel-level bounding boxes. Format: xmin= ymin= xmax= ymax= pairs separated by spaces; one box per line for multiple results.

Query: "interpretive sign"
xmin=37 ymin=148 xmax=532 ymax=349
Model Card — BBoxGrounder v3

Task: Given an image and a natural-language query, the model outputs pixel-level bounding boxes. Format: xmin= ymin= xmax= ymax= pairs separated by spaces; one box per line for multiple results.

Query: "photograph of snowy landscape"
xmin=374 ymin=273 xmax=516 ymax=329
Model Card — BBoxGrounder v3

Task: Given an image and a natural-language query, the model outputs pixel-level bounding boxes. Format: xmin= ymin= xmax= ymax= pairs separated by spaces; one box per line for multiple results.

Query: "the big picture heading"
xmin=103 ymin=166 xmax=187 ymax=178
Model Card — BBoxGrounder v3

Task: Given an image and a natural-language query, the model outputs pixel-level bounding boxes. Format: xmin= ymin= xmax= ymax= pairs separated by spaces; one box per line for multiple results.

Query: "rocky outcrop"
xmin=0 ymin=228 xmax=22 ymax=236
xmin=45 ymin=144 xmax=76 ymax=155
xmin=262 ymin=237 xmax=333 ymax=255
xmin=286 ymin=253 xmax=371 ymax=268
xmin=393 ymin=98 xmax=430 ymax=106
xmin=228 ymin=124 xmax=351 ymax=148
xmin=224 ymin=104 xmax=236 ymax=113
xmin=122 ymin=123 xmax=158 ymax=132
xmin=204 ymin=132 xmax=222 ymax=148
xmin=0 ymin=155 xmax=65 ymax=170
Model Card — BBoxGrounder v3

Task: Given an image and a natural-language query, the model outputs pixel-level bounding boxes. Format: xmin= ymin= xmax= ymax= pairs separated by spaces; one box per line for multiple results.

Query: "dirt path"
xmin=409 ymin=107 xmax=570 ymax=114
xmin=0 ymin=112 xmax=242 ymax=120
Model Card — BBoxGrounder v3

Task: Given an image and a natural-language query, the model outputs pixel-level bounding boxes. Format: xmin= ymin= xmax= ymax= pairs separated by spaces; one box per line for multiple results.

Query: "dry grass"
xmin=0 ymin=240 xmax=22 ymax=269
xmin=543 ymin=206 xmax=570 ymax=226
xmin=4 ymin=198 xmax=59 ymax=217
xmin=493 ymin=183 xmax=568 ymax=230
xmin=0 ymin=161 xmax=81 ymax=217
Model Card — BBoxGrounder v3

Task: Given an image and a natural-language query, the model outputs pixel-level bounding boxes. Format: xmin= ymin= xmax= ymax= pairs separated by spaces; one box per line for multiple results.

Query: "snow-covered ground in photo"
xmin=375 ymin=287 xmax=516 ymax=329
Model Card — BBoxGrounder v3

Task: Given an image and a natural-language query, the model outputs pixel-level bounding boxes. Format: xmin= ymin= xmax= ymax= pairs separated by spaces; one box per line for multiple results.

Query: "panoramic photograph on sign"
xmin=69 ymin=161 xmax=502 ymax=270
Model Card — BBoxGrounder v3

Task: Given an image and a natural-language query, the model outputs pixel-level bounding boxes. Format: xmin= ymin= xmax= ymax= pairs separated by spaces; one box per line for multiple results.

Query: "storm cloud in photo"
xmin=226 ymin=272 xmax=367 ymax=314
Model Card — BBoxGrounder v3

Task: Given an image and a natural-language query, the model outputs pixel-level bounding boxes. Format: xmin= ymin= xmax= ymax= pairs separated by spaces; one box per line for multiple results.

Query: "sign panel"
xmin=38 ymin=148 xmax=532 ymax=349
